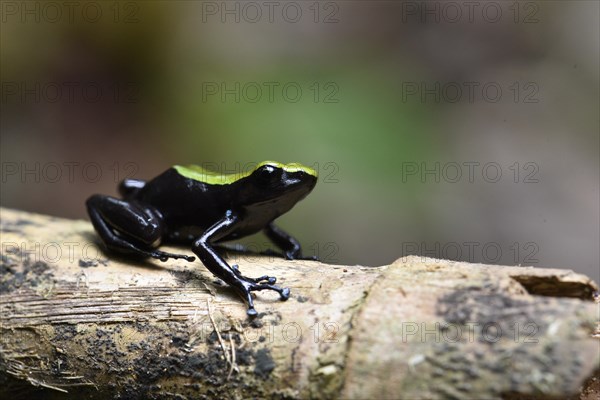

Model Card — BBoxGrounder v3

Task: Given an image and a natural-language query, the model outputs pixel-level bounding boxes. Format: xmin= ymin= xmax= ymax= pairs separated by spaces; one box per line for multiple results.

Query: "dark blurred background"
xmin=1 ymin=1 xmax=598 ymax=281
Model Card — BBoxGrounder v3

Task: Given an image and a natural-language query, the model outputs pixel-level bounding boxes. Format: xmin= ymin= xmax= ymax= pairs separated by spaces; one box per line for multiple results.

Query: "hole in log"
xmin=510 ymin=274 xmax=597 ymax=300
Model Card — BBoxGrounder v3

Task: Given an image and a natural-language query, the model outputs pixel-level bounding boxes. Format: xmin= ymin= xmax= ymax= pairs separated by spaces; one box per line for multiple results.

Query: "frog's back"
xmin=136 ymin=167 xmax=234 ymax=229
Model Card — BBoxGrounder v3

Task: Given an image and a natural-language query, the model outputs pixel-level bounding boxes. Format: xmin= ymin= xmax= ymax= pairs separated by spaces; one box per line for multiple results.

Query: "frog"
xmin=86 ymin=161 xmax=317 ymax=316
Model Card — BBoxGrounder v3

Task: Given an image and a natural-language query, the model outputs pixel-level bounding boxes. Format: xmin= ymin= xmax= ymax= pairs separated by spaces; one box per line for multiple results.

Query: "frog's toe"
xmin=235 ymin=270 xmax=277 ymax=284
xmin=152 ymin=250 xmax=195 ymax=263
xmin=247 ymin=282 xmax=290 ymax=300
xmin=247 ymin=307 xmax=258 ymax=317
xmin=254 ymin=275 xmax=277 ymax=284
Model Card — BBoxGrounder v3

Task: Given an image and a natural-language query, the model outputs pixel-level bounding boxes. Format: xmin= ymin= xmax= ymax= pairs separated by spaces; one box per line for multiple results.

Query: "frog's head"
xmin=241 ymin=161 xmax=317 ymax=211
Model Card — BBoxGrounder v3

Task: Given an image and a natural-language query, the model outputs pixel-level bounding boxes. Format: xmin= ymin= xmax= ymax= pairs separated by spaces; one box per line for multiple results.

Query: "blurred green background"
xmin=1 ymin=1 xmax=598 ymax=282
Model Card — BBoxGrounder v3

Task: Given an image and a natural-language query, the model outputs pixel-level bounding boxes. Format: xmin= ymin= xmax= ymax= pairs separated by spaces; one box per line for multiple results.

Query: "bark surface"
xmin=0 ymin=207 xmax=598 ymax=399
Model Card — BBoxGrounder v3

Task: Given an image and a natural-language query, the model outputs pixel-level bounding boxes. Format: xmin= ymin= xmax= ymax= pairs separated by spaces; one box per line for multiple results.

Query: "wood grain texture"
xmin=0 ymin=207 xmax=598 ymax=399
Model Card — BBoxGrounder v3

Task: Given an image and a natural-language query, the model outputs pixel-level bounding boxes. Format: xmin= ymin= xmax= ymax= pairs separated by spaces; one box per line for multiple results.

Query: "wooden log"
xmin=0 ymin=207 xmax=598 ymax=399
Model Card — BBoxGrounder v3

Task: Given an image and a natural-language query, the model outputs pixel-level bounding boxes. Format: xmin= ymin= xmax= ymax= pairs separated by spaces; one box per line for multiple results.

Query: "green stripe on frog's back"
xmin=173 ymin=161 xmax=317 ymax=185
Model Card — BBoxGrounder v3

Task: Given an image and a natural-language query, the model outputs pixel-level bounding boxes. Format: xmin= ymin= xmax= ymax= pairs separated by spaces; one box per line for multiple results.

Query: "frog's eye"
xmin=255 ymin=164 xmax=281 ymax=184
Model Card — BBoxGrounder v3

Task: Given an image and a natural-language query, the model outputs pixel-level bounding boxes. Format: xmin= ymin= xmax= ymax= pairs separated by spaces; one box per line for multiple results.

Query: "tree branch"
xmin=0 ymin=207 xmax=598 ymax=399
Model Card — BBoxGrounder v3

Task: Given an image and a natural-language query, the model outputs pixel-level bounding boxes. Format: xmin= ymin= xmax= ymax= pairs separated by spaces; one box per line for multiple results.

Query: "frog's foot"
xmin=240 ymin=280 xmax=291 ymax=317
xmin=231 ymin=264 xmax=276 ymax=284
xmin=261 ymin=248 xmax=319 ymax=262
xmin=150 ymin=250 xmax=195 ymax=263
xmin=291 ymin=254 xmax=319 ymax=261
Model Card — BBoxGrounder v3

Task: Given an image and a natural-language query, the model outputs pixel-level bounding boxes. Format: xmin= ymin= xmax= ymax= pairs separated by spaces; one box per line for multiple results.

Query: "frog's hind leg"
xmin=118 ymin=179 xmax=146 ymax=199
xmin=86 ymin=194 xmax=194 ymax=262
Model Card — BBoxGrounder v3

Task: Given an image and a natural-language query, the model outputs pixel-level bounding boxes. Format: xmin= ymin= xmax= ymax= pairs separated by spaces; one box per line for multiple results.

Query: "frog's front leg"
xmin=264 ymin=222 xmax=317 ymax=260
xmin=192 ymin=211 xmax=290 ymax=316
xmin=231 ymin=264 xmax=277 ymax=284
